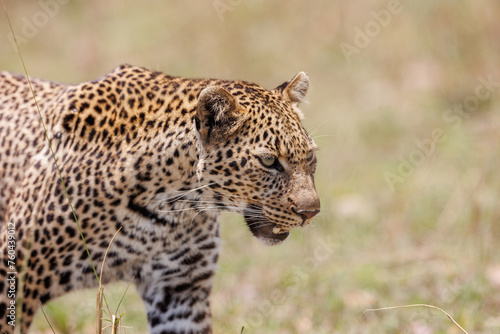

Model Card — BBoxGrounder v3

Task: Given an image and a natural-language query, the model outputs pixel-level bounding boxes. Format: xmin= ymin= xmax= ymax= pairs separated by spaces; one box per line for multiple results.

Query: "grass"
xmin=1 ymin=0 xmax=500 ymax=333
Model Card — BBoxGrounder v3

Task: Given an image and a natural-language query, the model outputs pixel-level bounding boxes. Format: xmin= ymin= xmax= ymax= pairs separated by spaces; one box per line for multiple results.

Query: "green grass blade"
xmin=115 ymin=275 xmax=135 ymax=316
xmin=39 ymin=305 xmax=57 ymax=334
xmin=2 ymin=1 xmax=100 ymax=284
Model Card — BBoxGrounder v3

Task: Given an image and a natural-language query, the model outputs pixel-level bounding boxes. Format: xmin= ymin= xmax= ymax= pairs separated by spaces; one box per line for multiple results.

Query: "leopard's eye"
xmin=258 ymin=155 xmax=284 ymax=172
xmin=260 ymin=156 xmax=276 ymax=167
xmin=306 ymin=151 xmax=315 ymax=162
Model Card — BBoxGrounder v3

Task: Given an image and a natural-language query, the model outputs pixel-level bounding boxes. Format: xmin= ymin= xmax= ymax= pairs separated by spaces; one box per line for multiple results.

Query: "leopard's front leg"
xmin=133 ymin=210 xmax=221 ymax=334
xmin=141 ymin=278 xmax=214 ymax=333
xmin=137 ymin=247 xmax=219 ymax=334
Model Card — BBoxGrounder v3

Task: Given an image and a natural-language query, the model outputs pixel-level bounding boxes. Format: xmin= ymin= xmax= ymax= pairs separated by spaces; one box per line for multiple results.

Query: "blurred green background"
xmin=1 ymin=0 xmax=500 ymax=333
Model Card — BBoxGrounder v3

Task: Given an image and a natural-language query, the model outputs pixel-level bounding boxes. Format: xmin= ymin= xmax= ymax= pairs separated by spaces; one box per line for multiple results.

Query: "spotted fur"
xmin=0 ymin=65 xmax=320 ymax=333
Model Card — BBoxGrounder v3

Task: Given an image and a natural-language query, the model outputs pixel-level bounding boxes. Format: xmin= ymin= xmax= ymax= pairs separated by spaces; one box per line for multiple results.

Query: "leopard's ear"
xmin=275 ymin=72 xmax=309 ymax=104
xmin=195 ymin=87 xmax=247 ymax=145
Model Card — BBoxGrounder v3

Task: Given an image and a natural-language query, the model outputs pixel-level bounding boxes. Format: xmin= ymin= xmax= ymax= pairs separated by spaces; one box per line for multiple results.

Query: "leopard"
xmin=0 ymin=64 xmax=320 ymax=333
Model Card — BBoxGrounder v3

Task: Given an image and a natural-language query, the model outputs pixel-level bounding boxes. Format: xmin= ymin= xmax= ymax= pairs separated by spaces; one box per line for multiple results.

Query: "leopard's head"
xmin=195 ymin=72 xmax=320 ymax=245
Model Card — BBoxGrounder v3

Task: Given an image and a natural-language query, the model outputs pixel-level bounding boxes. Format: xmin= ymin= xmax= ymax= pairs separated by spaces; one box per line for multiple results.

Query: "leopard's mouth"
xmin=244 ymin=205 xmax=290 ymax=245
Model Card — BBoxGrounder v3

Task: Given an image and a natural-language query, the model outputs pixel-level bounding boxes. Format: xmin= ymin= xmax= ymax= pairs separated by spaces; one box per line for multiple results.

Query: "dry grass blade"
xmin=111 ymin=314 xmax=120 ymax=334
xmin=99 ymin=227 xmax=122 ymax=285
xmin=96 ymin=227 xmax=122 ymax=333
xmin=96 ymin=285 xmax=104 ymax=334
xmin=364 ymin=304 xmax=469 ymax=334
xmin=112 ymin=315 xmax=117 ymax=334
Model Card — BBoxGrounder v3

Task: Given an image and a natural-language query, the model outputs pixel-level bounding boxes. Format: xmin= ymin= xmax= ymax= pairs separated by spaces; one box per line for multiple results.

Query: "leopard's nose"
xmin=292 ymin=206 xmax=320 ymax=220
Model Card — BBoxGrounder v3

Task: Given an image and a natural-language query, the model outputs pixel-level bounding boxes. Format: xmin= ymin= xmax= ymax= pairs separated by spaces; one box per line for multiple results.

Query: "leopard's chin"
xmin=244 ymin=205 xmax=290 ymax=245
xmin=249 ymin=222 xmax=290 ymax=245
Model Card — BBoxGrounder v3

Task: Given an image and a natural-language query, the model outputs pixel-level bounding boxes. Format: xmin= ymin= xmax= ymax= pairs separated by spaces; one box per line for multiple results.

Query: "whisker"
xmin=307 ymin=120 xmax=330 ymax=138
xmin=159 ymin=183 xmax=217 ymax=203
xmin=311 ymin=134 xmax=335 ymax=139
